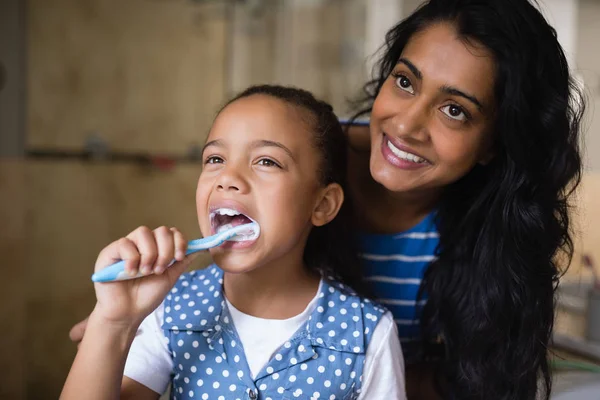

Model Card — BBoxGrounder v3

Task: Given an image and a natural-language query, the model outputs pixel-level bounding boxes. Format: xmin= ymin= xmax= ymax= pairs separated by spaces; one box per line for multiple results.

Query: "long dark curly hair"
xmin=352 ymin=0 xmax=585 ymax=398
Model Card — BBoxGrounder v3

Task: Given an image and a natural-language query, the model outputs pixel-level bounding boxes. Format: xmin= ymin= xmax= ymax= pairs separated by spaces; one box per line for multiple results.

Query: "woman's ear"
xmin=311 ymin=183 xmax=344 ymax=227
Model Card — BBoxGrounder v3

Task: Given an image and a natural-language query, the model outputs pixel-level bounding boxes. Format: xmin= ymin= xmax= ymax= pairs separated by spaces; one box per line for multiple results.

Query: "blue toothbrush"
xmin=91 ymin=222 xmax=260 ymax=283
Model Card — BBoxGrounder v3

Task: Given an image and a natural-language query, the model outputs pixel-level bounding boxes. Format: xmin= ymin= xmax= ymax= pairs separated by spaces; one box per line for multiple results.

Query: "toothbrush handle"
xmin=91 ymin=247 xmax=205 ymax=283
xmin=90 ymin=222 xmax=258 ymax=283
xmin=91 ymin=233 xmax=229 ymax=283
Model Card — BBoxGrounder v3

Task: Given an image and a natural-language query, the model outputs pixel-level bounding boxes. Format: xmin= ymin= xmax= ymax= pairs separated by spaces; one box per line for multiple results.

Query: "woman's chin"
xmin=370 ymin=156 xmax=405 ymax=191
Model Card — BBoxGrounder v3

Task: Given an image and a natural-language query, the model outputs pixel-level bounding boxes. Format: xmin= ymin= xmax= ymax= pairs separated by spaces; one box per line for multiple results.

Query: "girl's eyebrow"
xmin=202 ymin=138 xmax=296 ymax=161
xmin=249 ymin=139 xmax=296 ymax=161
xmin=397 ymin=57 xmax=485 ymax=112
xmin=202 ymin=139 xmax=224 ymax=154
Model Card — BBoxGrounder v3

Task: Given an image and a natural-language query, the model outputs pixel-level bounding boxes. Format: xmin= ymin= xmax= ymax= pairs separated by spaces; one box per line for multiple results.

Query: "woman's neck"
xmin=354 ymin=178 xmax=440 ymax=234
xmin=347 ymin=144 xmax=440 ymax=234
xmin=223 ymin=258 xmax=320 ymax=320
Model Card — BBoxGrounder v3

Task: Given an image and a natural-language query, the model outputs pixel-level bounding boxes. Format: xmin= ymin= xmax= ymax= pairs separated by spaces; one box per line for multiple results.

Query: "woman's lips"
xmin=380 ymin=134 xmax=430 ymax=170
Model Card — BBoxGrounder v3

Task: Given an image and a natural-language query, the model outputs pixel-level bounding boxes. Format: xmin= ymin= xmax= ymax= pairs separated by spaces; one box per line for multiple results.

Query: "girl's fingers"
xmin=116 ymin=237 xmax=142 ymax=276
xmin=171 ymin=227 xmax=187 ymax=263
xmin=127 ymin=226 xmax=157 ymax=276
xmin=154 ymin=226 xmax=175 ymax=274
xmin=166 ymin=252 xmax=199 ymax=286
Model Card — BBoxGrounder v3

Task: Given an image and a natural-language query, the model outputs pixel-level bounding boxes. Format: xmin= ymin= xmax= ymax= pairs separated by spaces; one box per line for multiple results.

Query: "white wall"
xmin=577 ymin=0 xmax=600 ymax=172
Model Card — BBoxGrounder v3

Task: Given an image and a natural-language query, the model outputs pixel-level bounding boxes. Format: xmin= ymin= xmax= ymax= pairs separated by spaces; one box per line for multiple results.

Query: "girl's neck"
xmin=223 ymin=259 xmax=320 ymax=320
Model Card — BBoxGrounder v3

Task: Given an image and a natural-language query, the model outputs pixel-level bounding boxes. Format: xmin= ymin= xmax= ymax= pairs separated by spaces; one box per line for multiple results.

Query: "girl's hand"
xmin=91 ymin=226 xmax=199 ymax=327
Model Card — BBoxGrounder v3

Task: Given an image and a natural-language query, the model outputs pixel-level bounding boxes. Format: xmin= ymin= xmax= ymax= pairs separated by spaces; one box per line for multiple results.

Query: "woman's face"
xmin=370 ymin=22 xmax=496 ymax=196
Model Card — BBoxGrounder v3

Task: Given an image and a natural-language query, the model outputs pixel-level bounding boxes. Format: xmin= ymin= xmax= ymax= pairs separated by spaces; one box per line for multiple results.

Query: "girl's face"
xmin=197 ymin=95 xmax=332 ymax=273
xmin=370 ymin=22 xmax=496 ymax=196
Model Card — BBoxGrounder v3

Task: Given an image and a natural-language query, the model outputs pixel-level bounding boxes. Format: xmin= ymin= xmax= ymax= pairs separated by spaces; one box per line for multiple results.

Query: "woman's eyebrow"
xmin=440 ymin=85 xmax=484 ymax=111
xmin=249 ymin=140 xmax=296 ymax=161
xmin=397 ymin=58 xmax=422 ymax=80
xmin=397 ymin=57 xmax=485 ymax=111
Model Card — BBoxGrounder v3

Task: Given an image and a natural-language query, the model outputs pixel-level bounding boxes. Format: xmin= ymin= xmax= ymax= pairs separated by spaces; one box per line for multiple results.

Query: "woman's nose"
xmin=390 ymin=102 xmax=430 ymax=141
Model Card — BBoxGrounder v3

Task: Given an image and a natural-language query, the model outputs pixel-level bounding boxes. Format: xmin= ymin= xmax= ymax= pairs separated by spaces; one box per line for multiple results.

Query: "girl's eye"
xmin=392 ymin=73 xmax=415 ymax=94
xmin=256 ymin=158 xmax=281 ymax=168
xmin=204 ymin=156 xmax=224 ymax=164
xmin=440 ymin=104 xmax=469 ymax=122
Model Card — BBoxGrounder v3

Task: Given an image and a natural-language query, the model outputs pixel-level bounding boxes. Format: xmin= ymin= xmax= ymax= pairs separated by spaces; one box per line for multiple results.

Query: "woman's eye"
xmin=204 ymin=156 xmax=224 ymax=164
xmin=440 ymin=104 xmax=468 ymax=122
xmin=393 ymin=74 xmax=415 ymax=94
xmin=257 ymin=158 xmax=280 ymax=168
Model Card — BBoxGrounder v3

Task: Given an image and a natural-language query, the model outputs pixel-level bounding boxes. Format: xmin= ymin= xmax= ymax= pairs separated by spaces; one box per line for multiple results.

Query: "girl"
xmin=61 ymin=85 xmax=406 ymax=400
xmin=347 ymin=0 xmax=585 ymax=398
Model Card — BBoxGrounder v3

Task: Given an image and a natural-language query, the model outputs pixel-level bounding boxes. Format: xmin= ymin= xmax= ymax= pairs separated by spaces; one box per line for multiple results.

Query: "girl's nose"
xmin=215 ymin=166 xmax=249 ymax=193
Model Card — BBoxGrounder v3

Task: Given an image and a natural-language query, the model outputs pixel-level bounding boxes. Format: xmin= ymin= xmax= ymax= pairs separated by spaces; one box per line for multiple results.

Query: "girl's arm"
xmin=122 ymin=377 xmax=161 ymax=399
xmin=60 ymin=308 xmax=157 ymax=400
xmin=60 ymin=226 xmax=198 ymax=400
xmin=358 ymin=311 xmax=407 ymax=400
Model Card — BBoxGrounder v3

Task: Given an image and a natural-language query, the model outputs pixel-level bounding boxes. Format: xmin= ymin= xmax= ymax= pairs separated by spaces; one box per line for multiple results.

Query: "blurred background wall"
xmin=0 ymin=0 xmax=599 ymax=398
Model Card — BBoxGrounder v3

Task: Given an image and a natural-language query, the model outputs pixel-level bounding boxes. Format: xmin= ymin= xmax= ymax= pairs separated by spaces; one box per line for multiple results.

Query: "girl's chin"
xmin=210 ymin=255 xmax=259 ymax=275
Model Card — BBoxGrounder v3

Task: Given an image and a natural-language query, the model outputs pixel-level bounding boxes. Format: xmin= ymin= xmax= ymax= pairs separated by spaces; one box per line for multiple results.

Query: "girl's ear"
xmin=311 ymin=183 xmax=344 ymax=227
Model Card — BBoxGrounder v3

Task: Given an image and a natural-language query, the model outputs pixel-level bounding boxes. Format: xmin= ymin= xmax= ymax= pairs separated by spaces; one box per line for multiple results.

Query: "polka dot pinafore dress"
xmin=162 ymin=266 xmax=386 ymax=400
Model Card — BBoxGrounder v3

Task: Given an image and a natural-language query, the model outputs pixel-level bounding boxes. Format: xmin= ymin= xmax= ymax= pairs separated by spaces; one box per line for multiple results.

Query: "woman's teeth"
xmin=386 ymin=140 xmax=426 ymax=164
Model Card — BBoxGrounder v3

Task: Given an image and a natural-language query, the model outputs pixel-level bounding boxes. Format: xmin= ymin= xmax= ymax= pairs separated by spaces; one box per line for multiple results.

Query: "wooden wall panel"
xmin=0 ymin=160 xmax=26 ymax=399
xmin=24 ymin=160 xmax=213 ymax=398
xmin=27 ymin=0 xmax=227 ymax=153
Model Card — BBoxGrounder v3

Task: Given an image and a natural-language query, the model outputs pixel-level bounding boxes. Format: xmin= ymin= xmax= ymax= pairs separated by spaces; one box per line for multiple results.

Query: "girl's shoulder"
xmin=310 ymin=277 xmax=389 ymax=350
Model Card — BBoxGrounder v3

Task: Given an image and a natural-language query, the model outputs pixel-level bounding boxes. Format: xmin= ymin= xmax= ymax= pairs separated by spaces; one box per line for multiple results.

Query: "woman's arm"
xmin=405 ymin=362 xmax=443 ymax=400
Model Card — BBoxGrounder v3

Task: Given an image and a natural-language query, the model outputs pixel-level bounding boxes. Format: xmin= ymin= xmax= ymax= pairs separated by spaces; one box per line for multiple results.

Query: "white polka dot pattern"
xmin=162 ymin=266 xmax=385 ymax=399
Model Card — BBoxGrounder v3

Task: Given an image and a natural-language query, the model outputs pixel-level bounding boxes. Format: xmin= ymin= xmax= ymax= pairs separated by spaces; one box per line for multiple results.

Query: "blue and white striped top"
xmin=358 ymin=212 xmax=439 ymax=362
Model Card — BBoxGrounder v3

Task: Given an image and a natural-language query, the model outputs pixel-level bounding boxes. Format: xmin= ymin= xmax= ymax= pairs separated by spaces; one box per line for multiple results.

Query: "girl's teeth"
xmin=386 ymin=140 xmax=426 ymax=163
xmin=217 ymin=208 xmax=240 ymax=216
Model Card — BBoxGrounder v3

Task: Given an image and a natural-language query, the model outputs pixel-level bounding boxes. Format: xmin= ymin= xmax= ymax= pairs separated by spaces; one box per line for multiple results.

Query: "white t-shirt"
xmin=124 ymin=285 xmax=406 ymax=399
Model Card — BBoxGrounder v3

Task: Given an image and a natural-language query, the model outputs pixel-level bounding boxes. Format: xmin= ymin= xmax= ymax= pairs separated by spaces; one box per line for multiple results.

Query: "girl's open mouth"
xmin=209 ymin=208 xmax=260 ymax=242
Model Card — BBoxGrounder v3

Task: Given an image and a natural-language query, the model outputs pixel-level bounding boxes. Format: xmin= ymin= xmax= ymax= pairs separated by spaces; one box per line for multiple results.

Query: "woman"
xmin=347 ymin=0 xmax=584 ymax=399
xmin=70 ymin=0 xmax=585 ymax=398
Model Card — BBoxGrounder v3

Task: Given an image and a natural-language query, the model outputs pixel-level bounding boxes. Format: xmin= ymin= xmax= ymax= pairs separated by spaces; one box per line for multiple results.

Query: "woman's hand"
xmin=69 ymin=316 xmax=88 ymax=349
xmin=91 ymin=226 xmax=198 ymax=327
